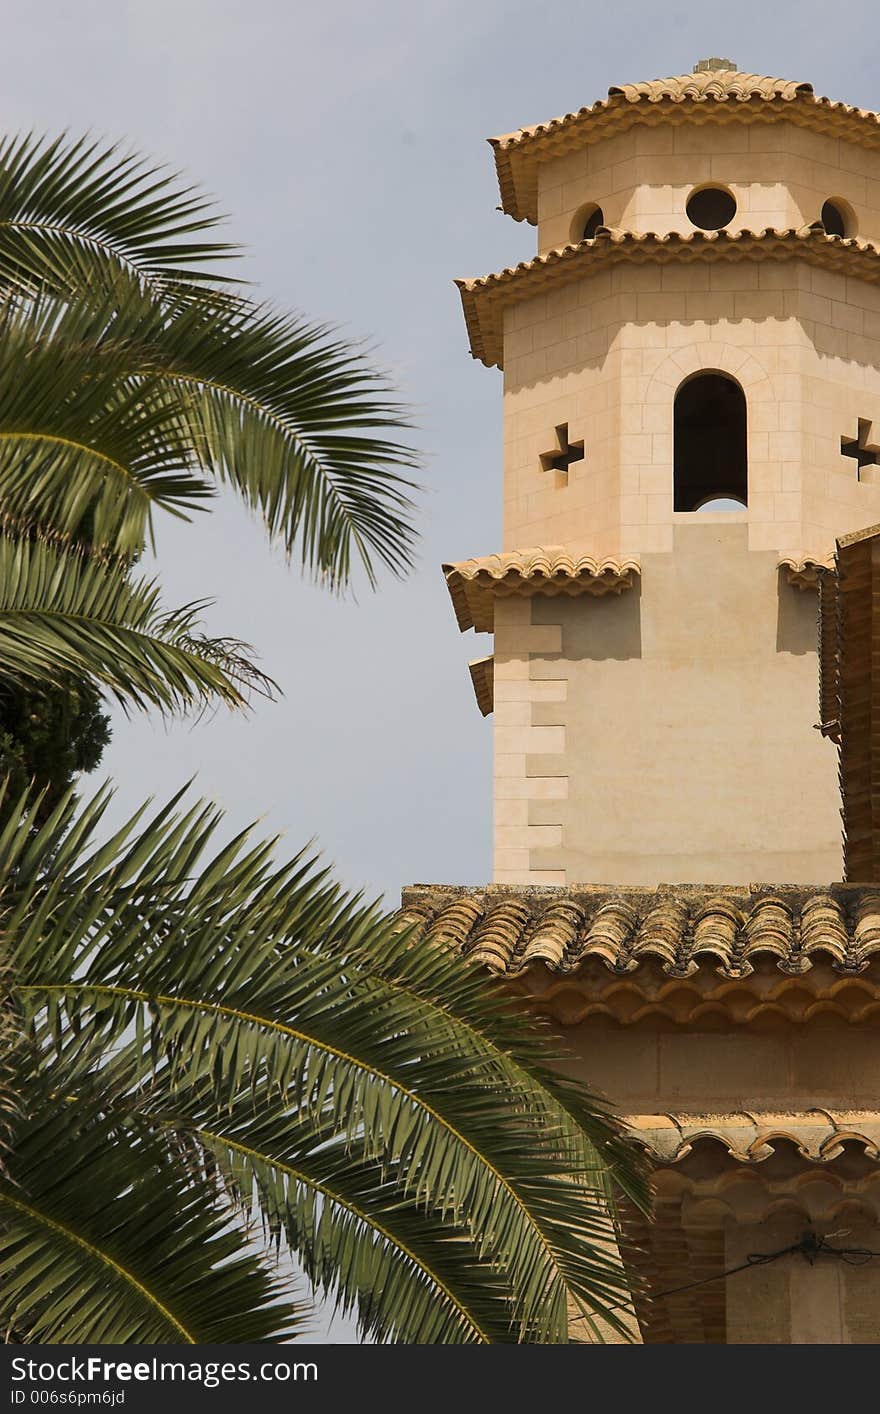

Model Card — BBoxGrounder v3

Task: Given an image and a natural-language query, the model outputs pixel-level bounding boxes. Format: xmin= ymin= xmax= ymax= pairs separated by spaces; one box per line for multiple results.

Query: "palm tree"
xmin=0 ymin=135 xmax=644 ymax=1343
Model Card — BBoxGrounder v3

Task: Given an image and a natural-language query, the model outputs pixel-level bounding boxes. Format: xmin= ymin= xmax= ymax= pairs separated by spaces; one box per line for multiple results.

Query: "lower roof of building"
xmin=399 ymin=882 xmax=880 ymax=979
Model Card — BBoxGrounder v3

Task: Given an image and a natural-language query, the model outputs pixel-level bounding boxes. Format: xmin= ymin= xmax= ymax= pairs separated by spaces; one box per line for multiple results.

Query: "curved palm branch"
xmin=0 ymin=288 xmax=213 ymax=554
xmin=152 ymin=295 xmax=419 ymax=587
xmin=6 ymin=782 xmax=645 ymax=1344
xmin=0 ymin=132 xmax=238 ymax=298
xmin=0 ymin=530 xmax=274 ymax=712
xmin=0 ymin=137 xmax=420 ymax=587
xmin=0 ymin=1041 xmax=299 ymax=1343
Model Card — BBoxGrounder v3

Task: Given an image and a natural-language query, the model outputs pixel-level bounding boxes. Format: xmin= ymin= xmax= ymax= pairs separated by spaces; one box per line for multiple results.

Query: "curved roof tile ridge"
xmin=400 ymin=884 xmax=880 ymax=982
xmin=458 ymin=227 xmax=880 ymax=368
xmin=578 ymin=899 xmax=641 ymax=972
xmin=443 ymin=549 xmax=640 ymax=633
xmin=608 ymin=71 xmax=813 ymax=104
xmin=624 ymin=1109 xmax=880 ymax=1164
xmin=490 ymin=71 xmax=821 ymax=154
xmin=491 ymin=70 xmax=880 ymax=223
xmin=466 ymin=897 xmax=532 ymax=972
xmin=519 ymin=898 xmax=586 ymax=970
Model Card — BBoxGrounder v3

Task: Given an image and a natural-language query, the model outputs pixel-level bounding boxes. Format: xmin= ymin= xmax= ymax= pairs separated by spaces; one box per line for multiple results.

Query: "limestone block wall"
xmin=502 ymin=261 xmax=880 ymax=561
xmin=493 ymin=523 xmax=841 ymax=886
xmin=492 ymin=596 xmax=567 ymax=885
xmin=723 ymin=1213 xmax=880 ymax=1344
xmin=561 ymin=1014 xmax=880 ymax=1117
xmin=536 ymin=121 xmax=880 ymax=252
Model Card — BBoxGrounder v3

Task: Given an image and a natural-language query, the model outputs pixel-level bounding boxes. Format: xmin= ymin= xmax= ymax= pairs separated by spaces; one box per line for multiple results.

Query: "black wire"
xmin=571 ymin=1231 xmax=880 ymax=1326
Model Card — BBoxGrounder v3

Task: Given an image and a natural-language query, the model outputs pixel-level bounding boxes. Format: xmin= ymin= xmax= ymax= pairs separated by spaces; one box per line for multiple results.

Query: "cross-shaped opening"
xmin=539 ymin=423 xmax=584 ymax=477
xmin=841 ymin=419 xmax=880 ymax=479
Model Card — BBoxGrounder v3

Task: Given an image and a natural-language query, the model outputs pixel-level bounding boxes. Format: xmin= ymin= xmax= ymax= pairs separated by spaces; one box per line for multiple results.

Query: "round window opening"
xmin=686 ymin=186 xmax=737 ymax=231
xmin=821 ymin=199 xmax=851 ymax=238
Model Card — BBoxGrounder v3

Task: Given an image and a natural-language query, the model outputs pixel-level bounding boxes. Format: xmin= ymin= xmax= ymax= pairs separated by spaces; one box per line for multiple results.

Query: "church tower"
xmin=408 ymin=63 xmax=880 ymax=1344
xmin=445 ymin=59 xmax=880 ymax=886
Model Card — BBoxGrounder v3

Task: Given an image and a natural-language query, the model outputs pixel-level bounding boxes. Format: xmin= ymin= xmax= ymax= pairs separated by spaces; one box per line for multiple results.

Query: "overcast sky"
xmin=3 ymin=0 xmax=877 ymax=1339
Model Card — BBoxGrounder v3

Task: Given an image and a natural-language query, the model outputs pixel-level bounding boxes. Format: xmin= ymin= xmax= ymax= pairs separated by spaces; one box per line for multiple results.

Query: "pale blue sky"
xmin=3 ymin=0 xmax=876 ymax=1340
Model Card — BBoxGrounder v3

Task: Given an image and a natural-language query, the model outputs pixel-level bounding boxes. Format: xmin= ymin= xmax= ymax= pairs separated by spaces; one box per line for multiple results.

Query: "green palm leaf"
xmin=0 ymin=1042 xmax=298 ymax=1343
xmin=0 ymin=132 xmax=238 ymax=298
xmin=0 ymin=137 xmax=420 ymax=587
xmin=6 ymin=782 xmax=645 ymax=1344
xmin=182 ymin=1099 xmax=522 ymax=1344
xmin=0 ymin=287 xmax=213 ymax=554
xmin=148 ymin=294 xmax=419 ymax=586
xmin=0 ymin=530 xmax=274 ymax=712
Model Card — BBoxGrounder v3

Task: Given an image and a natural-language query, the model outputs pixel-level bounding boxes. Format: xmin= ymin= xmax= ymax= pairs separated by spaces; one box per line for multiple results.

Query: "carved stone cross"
xmin=539 ymin=423 xmax=584 ymax=477
xmin=841 ymin=418 xmax=880 ymax=479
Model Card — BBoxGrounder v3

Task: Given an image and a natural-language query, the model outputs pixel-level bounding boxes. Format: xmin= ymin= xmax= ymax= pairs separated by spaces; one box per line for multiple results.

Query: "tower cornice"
xmin=457 ymin=226 xmax=880 ymax=368
xmin=492 ymin=71 xmax=880 ymax=224
xmin=443 ymin=548 xmax=639 ymax=632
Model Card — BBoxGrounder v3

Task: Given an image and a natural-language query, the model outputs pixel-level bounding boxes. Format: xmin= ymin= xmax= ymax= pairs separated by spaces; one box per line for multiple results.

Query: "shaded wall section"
xmin=523 ymin=521 xmax=841 ymax=883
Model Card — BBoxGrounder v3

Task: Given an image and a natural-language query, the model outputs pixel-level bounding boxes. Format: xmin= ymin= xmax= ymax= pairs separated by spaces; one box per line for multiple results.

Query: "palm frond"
xmin=0 ymin=953 xmax=21 ymax=1164
xmin=0 ymin=1042 xmax=298 ymax=1343
xmin=184 ymin=1099 xmax=521 ymax=1344
xmin=0 ymin=286 xmax=213 ymax=554
xmin=7 ymin=782 xmax=645 ymax=1344
xmin=1 ymin=182 xmax=420 ymax=583
xmin=0 ymin=530 xmax=274 ymax=712
xmin=149 ymin=296 xmax=420 ymax=587
xmin=0 ymin=132 xmax=238 ymax=300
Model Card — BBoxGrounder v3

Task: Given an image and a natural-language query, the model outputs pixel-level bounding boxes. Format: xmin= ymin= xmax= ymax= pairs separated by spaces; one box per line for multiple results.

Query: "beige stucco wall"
xmin=494 ymin=522 xmax=841 ymax=884
xmin=558 ymin=1011 xmax=880 ymax=1115
xmin=502 ymin=260 xmax=880 ymax=558
xmin=536 ymin=120 xmax=880 ymax=252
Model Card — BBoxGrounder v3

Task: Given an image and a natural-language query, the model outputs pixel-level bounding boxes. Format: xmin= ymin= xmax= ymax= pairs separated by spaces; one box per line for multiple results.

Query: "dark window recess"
xmin=686 ymin=186 xmax=737 ymax=231
xmin=581 ymin=206 xmax=604 ymax=240
xmin=674 ymin=373 xmax=748 ymax=511
xmin=821 ymin=200 xmax=848 ymax=237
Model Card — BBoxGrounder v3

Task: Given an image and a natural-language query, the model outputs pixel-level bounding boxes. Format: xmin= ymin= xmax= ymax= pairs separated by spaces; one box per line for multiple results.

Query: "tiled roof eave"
xmin=623 ymin=1110 xmax=880 ymax=1164
xmin=443 ymin=549 xmax=640 ymax=632
xmin=399 ymin=882 xmax=880 ymax=984
xmin=779 ymin=554 xmax=833 ymax=589
xmin=491 ymin=87 xmax=880 ymax=224
xmin=457 ymin=228 xmax=880 ymax=368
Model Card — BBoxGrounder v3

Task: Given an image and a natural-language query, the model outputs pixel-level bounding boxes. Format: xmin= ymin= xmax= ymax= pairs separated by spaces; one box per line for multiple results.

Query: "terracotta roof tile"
xmin=491 ymin=70 xmax=880 ymax=223
xmin=457 ymin=227 xmax=880 ymax=367
xmin=624 ymin=1110 xmax=880 ymax=1164
xmin=607 ymin=72 xmax=814 ymax=104
xmin=778 ymin=554 xmax=832 ymax=589
xmin=399 ymin=883 xmax=880 ymax=979
xmin=443 ymin=548 xmax=639 ymax=632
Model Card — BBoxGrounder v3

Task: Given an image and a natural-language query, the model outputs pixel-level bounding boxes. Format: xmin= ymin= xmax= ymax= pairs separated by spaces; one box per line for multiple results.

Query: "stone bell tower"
xmin=444 ymin=58 xmax=880 ymax=886
xmin=408 ymin=63 xmax=880 ymax=1345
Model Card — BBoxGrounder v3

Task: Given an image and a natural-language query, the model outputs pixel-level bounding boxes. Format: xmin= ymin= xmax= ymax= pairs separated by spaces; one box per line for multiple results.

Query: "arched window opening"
xmin=686 ymin=185 xmax=737 ymax=231
xmin=572 ymin=204 xmax=604 ymax=242
xmin=674 ymin=373 xmax=748 ymax=512
xmin=821 ymin=199 xmax=853 ymax=238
